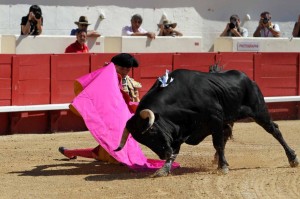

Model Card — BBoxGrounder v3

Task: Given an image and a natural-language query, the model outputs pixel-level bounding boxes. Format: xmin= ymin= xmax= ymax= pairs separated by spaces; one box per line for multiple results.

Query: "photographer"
xmin=21 ymin=5 xmax=43 ymax=35
xmin=220 ymin=15 xmax=248 ymax=37
xmin=253 ymin=11 xmax=280 ymax=37
xmin=158 ymin=19 xmax=183 ymax=36
xmin=292 ymin=15 xmax=300 ymax=37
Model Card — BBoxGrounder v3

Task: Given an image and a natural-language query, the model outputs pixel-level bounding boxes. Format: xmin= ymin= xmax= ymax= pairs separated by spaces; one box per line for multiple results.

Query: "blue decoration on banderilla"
xmin=158 ymin=70 xmax=174 ymax=87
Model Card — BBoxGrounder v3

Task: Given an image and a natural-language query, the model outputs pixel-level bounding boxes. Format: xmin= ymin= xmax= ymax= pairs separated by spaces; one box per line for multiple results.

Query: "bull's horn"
xmin=114 ymin=128 xmax=130 ymax=151
xmin=140 ymin=109 xmax=155 ymax=127
xmin=140 ymin=109 xmax=155 ymax=134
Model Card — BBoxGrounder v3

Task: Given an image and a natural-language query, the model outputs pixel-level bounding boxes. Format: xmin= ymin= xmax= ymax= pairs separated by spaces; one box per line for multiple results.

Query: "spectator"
xmin=65 ymin=29 xmax=89 ymax=53
xmin=122 ymin=14 xmax=156 ymax=39
xmin=20 ymin=5 xmax=43 ymax=35
xmin=58 ymin=53 xmax=142 ymax=163
xmin=157 ymin=19 xmax=183 ymax=36
xmin=292 ymin=15 xmax=300 ymax=37
xmin=70 ymin=16 xmax=101 ymax=37
xmin=253 ymin=11 xmax=280 ymax=37
xmin=220 ymin=14 xmax=248 ymax=37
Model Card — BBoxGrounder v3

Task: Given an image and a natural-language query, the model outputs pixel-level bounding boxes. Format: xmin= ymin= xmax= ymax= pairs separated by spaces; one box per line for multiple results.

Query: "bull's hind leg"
xmin=239 ymin=102 xmax=298 ymax=167
xmin=211 ymin=119 xmax=230 ymax=174
xmin=213 ymin=123 xmax=234 ymax=164
xmin=255 ymin=117 xmax=299 ymax=167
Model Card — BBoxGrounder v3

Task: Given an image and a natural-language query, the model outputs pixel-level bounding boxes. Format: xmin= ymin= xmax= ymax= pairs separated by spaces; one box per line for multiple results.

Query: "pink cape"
xmin=71 ymin=63 xmax=179 ymax=170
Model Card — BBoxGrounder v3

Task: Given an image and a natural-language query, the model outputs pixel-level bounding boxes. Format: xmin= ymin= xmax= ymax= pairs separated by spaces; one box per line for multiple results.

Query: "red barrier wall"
xmin=90 ymin=53 xmax=117 ymax=72
xmin=173 ymin=53 xmax=216 ymax=72
xmin=0 ymin=55 xmax=12 ymax=106
xmin=10 ymin=55 xmax=51 ymax=134
xmin=0 ymin=55 xmax=12 ymax=134
xmin=133 ymin=53 xmax=173 ymax=97
xmin=12 ymin=55 xmax=51 ymax=105
xmin=0 ymin=52 xmax=299 ymax=134
xmin=50 ymin=54 xmax=91 ymax=132
xmin=216 ymin=52 xmax=254 ymax=79
xmin=254 ymin=53 xmax=300 ymax=120
xmin=51 ymin=54 xmax=90 ymax=103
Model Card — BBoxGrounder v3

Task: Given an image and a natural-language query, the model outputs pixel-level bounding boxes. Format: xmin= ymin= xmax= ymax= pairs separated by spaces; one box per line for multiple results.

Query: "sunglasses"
xmin=164 ymin=24 xmax=171 ymax=29
xmin=133 ymin=20 xmax=142 ymax=24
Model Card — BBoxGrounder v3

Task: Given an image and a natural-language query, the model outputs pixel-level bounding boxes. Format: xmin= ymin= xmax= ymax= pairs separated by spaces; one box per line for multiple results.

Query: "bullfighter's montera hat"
xmin=111 ymin=53 xmax=139 ymax=68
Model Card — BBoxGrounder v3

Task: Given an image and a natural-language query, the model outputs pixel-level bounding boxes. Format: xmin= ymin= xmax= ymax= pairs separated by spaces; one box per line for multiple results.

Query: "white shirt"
xmin=260 ymin=24 xmax=280 ymax=37
xmin=122 ymin=26 xmax=147 ymax=36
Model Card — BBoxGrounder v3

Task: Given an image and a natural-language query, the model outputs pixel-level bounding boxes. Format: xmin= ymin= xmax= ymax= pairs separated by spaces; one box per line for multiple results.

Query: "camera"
xmin=262 ymin=17 xmax=269 ymax=24
xmin=29 ymin=5 xmax=42 ymax=20
xmin=229 ymin=22 xmax=236 ymax=29
xmin=34 ymin=10 xmax=42 ymax=19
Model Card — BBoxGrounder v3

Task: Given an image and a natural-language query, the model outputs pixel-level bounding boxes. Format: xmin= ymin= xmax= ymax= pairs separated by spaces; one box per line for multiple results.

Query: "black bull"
xmin=115 ymin=69 xmax=299 ymax=177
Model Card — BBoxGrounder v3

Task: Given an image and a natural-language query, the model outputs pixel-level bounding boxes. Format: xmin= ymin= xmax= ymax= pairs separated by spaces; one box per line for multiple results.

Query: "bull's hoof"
xmin=150 ymin=168 xmax=170 ymax=178
xmin=289 ymin=157 xmax=299 ymax=167
xmin=217 ymin=166 xmax=229 ymax=175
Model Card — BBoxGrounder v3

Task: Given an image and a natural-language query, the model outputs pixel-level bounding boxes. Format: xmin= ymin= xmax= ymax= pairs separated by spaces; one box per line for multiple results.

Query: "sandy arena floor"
xmin=0 ymin=120 xmax=299 ymax=199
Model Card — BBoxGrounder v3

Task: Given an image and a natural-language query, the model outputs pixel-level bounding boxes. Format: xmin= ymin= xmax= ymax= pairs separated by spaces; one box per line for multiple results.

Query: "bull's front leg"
xmin=151 ymin=154 xmax=177 ymax=177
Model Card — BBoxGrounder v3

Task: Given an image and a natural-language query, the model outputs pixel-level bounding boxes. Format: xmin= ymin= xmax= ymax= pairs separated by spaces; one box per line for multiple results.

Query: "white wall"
xmin=0 ymin=0 xmax=299 ymax=52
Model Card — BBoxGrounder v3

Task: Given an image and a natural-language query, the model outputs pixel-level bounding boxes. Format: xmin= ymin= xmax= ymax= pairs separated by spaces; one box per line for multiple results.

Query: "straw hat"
xmin=157 ymin=19 xmax=177 ymax=28
xmin=74 ymin=16 xmax=91 ymax=25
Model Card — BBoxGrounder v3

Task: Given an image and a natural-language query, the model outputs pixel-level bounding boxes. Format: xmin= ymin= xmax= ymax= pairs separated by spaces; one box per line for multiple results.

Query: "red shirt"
xmin=65 ymin=41 xmax=89 ymax=53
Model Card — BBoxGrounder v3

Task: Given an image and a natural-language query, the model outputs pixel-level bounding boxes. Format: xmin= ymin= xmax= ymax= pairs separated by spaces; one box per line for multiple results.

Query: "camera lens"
xmin=164 ymin=24 xmax=170 ymax=29
xmin=34 ymin=11 xmax=41 ymax=19
xmin=229 ymin=22 xmax=236 ymax=29
xmin=262 ymin=18 xmax=269 ymax=24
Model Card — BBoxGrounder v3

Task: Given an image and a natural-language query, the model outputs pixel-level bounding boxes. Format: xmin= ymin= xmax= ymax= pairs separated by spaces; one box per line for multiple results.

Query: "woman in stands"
xmin=158 ymin=19 xmax=183 ymax=37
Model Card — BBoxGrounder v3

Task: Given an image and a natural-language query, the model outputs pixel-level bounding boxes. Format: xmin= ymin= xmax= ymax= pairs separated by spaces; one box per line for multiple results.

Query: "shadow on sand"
xmin=9 ymin=158 xmax=211 ymax=181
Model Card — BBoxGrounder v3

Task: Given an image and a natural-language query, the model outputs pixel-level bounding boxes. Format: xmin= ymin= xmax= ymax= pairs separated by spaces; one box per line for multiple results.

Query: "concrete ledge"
xmin=0 ymin=35 xmax=202 ymax=54
xmin=214 ymin=37 xmax=300 ymax=52
xmin=0 ymin=35 xmax=104 ymax=54
xmin=264 ymin=96 xmax=300 ymax=103
xmin=0 ymin=104 xmax=70 ymax=112
xmin=121 ymin=36 xmax=202 ymax=53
